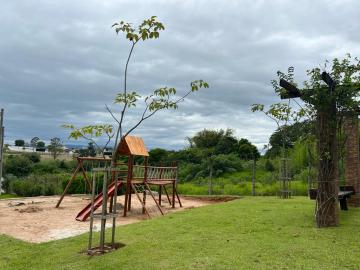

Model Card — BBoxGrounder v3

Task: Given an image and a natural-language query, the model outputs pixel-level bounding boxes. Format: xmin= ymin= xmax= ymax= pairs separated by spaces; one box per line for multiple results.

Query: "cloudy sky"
xmin=1 ymin=0 xmax=360 ymax=150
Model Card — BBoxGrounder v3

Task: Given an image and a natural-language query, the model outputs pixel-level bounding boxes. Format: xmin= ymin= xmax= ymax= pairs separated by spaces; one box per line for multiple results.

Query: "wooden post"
xmin=111 ymin=169 xmax=119 ymax=248
xmin=56 ymin=160 xmax=82 ymax=208
xmin=158 ymin=186 xmax=162 ymax=206
xmin=143 ymin=157 xmax=148 ymax=214
xmin=163 ymin=185 xmax=172 ymax=205
xmin=172 ymin=181 xmax=176 ymax=208
xmin=252 ymin=158 xmax=256 ymax=196
xmin=128 ymin=191 xmax=132 ymax=211
xmin=79 ymin=160 xmax=92 ymax=193
xmin=0 ymin=109 xmax=3 ymax=196
xmin=123 ymin=155 xmax=133 ymax=217
xmin=174 ymin=162 xmax=182 ymax=207
xmin=99 ymin=170 xmax=108 ymax=252
xmin=88 ymin=170 xmax=97 ymax=253
xmin=109 ymin=171 xmax=115 ymax=214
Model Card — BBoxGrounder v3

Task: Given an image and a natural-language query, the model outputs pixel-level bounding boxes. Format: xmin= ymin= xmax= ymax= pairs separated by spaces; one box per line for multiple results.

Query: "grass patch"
xmin=178 ymin=181 xmax=308 ymax=196
xmin=0 ymin=194 xmax=19 ymax=199
xmin=1 ymin=197 xmax=360 ymax=269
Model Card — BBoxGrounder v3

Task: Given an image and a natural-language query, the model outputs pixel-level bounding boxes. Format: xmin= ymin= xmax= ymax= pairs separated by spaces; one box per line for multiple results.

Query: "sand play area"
xmin=0 ymin=194 xmax=237 ymax=243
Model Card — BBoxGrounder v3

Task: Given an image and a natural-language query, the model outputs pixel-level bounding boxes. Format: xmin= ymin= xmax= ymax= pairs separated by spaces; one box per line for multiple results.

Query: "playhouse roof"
xmin=117 ymin=135 xmax=149 ymax=156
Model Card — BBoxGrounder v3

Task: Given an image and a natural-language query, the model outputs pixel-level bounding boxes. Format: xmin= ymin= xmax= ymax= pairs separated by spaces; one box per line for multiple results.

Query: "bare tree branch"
xmin=105 ymin=104 xmax=120 ymax=124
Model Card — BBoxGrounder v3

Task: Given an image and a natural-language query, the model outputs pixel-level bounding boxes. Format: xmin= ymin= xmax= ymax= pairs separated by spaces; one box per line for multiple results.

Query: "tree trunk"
xmin=315 ymin=110 xmax=339 ymax=227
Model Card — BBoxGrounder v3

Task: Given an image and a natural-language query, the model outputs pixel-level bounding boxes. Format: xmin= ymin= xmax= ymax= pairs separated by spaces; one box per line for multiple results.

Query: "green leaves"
xmin=62 ymin=124 xmax=114 ymax=140
xmin=251 ymin=104 xmax=264 ymax=113
xmin=114 ymin=91 xmax=140 ymax=107
xmin=112 ymin=16 xmax=165 ymax=43
xmin=153 ymin=87 xmax=176 ymax=97
xmin=145 ymin=80 xmax=209 ymax=112
xmin=147 ymin=87 xmax=178 ymax=112
xmin=251 ymin=102 xmax=304 ymax=126
xmin=191 ymin=80 xmax=209 ymax=92
xmin=276 ymin=54 xmax=360 ymax=114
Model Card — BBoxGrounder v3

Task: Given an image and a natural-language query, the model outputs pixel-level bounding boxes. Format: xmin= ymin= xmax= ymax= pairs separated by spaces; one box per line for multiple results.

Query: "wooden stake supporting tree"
xmin=251 ymin=96 xmax=303 ymax=199
xmin=276 ymin=54 xmax=360 ymax=227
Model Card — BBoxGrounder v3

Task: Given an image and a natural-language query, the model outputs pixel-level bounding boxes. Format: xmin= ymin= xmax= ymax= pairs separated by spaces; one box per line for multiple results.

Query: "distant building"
xmin=8 ymin=145 xmax=37 ymax=153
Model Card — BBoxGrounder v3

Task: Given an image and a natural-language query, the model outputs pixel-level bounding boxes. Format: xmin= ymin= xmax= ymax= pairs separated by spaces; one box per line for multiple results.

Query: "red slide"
xmin=76 ymin=181 xmax=123 ymax=222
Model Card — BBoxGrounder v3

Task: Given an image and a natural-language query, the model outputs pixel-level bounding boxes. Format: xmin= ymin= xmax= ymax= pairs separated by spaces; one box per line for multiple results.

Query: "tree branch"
xmin=78 ymin=133 xmax=102 ymax=154
xmin=105 ymin=104 xmax=120 ymax=124
xmin=123 ymin=88 xmax=195 ymax=138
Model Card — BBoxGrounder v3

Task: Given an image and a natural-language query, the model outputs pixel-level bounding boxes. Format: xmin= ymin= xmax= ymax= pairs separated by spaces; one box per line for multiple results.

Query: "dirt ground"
xmin=0 ymin=194 xmax=237 ymax=243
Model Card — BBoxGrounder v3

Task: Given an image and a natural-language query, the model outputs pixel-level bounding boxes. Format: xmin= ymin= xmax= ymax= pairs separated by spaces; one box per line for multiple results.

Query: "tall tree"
xmin=36 ymin=141 xmax=46 ymax=151
xmin=48 ymin=137 xmax=63 ymax=160
xmin=30 ymin=137 xmax=40 ymax=148
xmin=15 ymin=139 xmax=25 ymax=147
xmin=238 ymin=138 xmax=260 ymax=160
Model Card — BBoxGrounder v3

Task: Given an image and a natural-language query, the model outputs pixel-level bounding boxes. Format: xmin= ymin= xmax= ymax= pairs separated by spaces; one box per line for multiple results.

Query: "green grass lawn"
xmin=1 ymin=197 xmax=360 ymax=270
xmin=0 ymin=194 xmax=19 ymax=199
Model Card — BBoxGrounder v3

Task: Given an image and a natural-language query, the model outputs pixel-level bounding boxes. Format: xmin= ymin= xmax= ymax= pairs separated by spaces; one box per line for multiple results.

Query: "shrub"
xmin=258 ymin=172 xmax=277 ymax=184
xmin=32 ymin=160 xmax=61 ymax=174
xmin=2 ymin=174 xmax=18 ymax=193
xmin=23 ymin=153 xmax=41 ymax=163
xmin=12 ymin=180 xmax=43 ymax=197
xmin=10 ymin=174 xmax=69 ymax=197
xmin=4 ymin=155 xmax=32 ymax=177
xmin=264 ymin=159 xmax=275 ymax=172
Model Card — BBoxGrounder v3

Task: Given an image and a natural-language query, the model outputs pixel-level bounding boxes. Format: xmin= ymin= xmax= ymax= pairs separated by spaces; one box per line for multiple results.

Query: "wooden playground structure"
xmin=55 ymin=135 xmax=182 ymax=221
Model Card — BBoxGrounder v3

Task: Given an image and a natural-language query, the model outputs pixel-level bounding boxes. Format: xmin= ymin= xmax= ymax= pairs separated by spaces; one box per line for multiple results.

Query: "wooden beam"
xmin=56 ymin=162 xmax=81 ymax=208
xmin=144 ymin=182 xmax=164 ymax=215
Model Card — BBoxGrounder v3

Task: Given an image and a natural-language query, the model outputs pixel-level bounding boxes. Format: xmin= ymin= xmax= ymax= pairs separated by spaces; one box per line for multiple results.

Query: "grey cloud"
xmin=1 ymin=0 xmax=360 ymax=149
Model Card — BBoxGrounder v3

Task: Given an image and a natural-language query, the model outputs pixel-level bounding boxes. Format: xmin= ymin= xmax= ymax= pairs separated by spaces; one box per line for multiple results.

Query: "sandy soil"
xmin=0 ymin=194 xmax=235 ymax=243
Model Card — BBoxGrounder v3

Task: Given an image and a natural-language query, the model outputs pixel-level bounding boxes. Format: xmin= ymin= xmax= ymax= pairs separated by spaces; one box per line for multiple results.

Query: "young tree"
xmin=64 ymin=16 xmax=208 ymax=164
xmin=252 ymin=68 xmax=308 ymax=199
xmin=63 ymin=16 xmax=209 ymax=251
xmin=238 ymin=138 xmax=260 ymax=160
xmin=30 ymin=137 xmax=40 ymax=148
xmin=48 ymin=137 xmax=63 ymax=160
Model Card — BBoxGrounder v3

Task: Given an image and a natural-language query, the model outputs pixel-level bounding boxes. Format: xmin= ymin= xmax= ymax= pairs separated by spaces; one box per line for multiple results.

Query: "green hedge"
xmin=10 ymin=173 xmax=68 ymax=196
